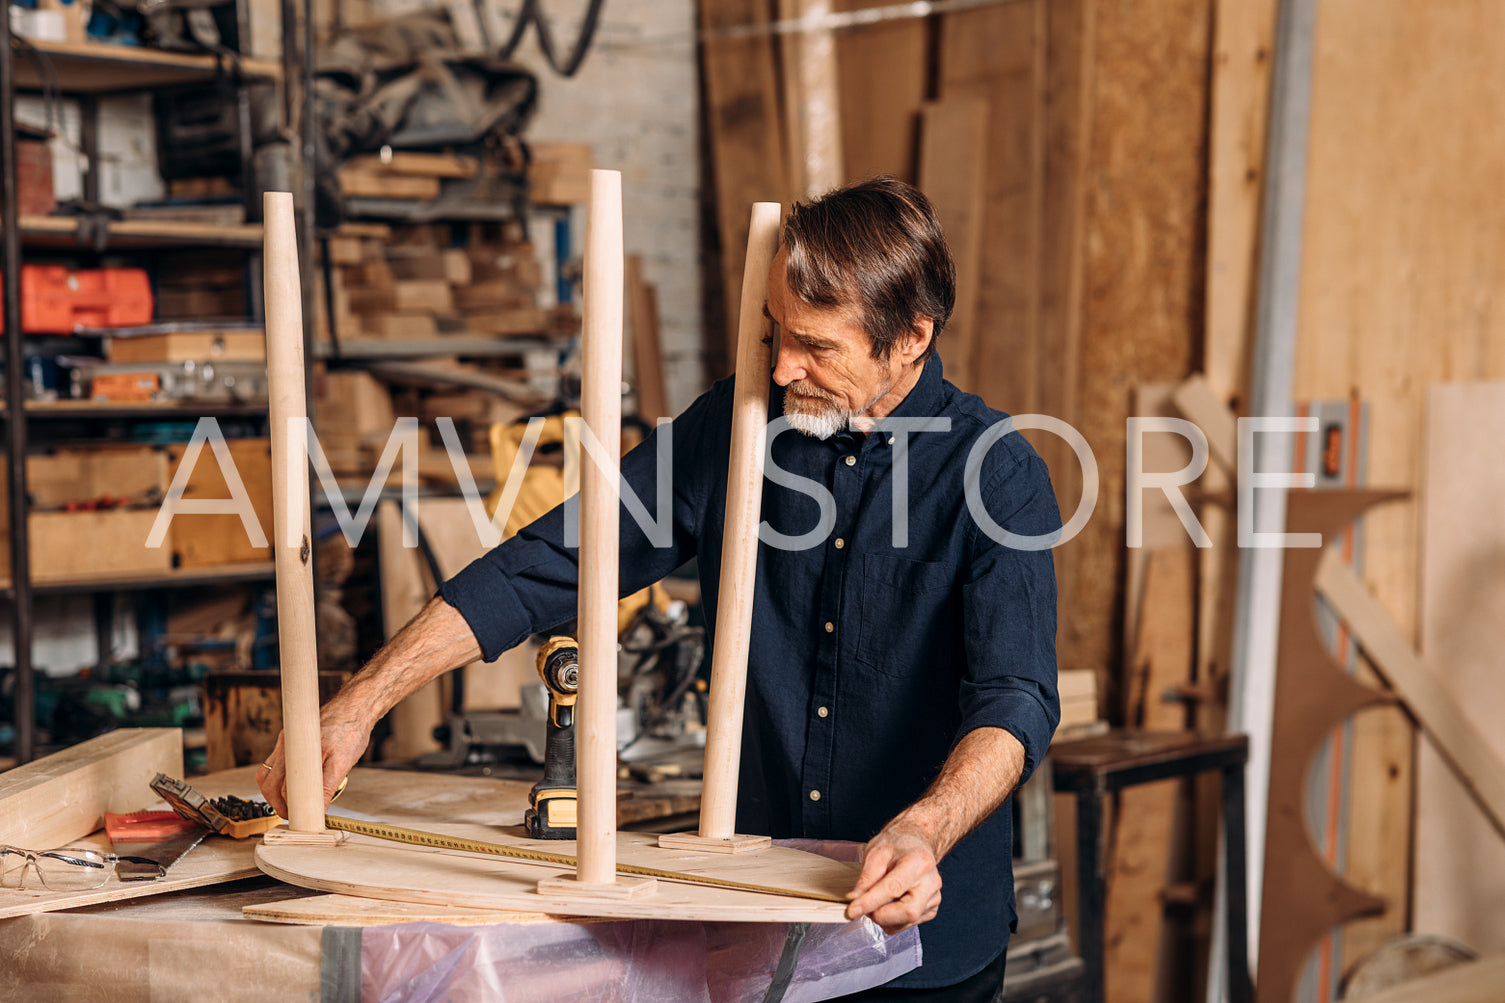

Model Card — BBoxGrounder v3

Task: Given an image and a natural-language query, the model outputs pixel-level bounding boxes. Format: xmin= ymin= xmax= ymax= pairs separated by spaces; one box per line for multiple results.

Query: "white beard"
xmin=782 ymin=385 xmax=851 ymax=440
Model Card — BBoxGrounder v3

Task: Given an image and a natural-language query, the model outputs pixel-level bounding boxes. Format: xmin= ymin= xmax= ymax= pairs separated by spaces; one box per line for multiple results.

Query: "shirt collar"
xmin=767 ymin=354 xmax=947 ymax=448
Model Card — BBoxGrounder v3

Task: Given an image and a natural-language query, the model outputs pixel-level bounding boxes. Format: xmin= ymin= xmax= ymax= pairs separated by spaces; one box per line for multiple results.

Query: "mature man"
xmin=259 ymin=177 xmax=1061 ymax=999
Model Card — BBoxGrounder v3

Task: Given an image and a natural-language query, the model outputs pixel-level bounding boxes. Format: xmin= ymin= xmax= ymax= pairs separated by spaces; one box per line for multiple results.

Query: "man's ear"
xmin=899 ymin=315 xmax=934 ymax=366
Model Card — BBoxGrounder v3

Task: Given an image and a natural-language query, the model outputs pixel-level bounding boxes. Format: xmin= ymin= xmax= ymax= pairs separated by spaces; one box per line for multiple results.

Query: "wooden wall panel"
xmin=937 ymin=0 xmax=1044 ymax=410
xmin=1293 ymin=0 xmax=1505 ymax=968
xmin=834 ymin=0 xmax=928 ymax=184
xmin=700 ymin=0 xmax=792 ymax=365
xmin=918 ymin=98 xmax=989 ymax=392
xmin=779 ymin=0 xmax=844 ymax=196
xmin=1051 ymin=0 xmax=1213 ymax=680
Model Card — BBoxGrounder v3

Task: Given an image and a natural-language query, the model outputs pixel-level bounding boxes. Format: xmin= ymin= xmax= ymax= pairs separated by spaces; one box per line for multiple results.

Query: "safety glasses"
xmin=0 ymin=844 xmax=165 ymax=890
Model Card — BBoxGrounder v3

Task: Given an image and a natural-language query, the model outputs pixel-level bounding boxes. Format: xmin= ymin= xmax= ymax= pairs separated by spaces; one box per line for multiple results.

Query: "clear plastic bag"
xmin=361 ymin=840 xmax=921 ymax=1002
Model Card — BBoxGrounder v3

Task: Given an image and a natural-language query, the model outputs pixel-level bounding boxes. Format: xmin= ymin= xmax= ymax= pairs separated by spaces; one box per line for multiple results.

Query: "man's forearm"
xmin=329 ymin=595 xmax=483 ymax=731
xmin=889 ymin=725 xmax=1026 ymax=861
xmin=845 ymin=725 xmax=1027 ymax=930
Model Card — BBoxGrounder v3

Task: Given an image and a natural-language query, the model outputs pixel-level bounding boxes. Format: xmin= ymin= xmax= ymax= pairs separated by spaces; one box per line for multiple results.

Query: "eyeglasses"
xmin=1 ymin=844 xmax=166 ymax=891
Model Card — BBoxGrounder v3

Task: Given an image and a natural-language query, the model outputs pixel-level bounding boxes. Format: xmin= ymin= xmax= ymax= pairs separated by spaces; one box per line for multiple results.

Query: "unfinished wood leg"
xmin=659 ymin=201 xmax=781 ymax=855
xmin=261 ymin=191 xmax=339 ymax=846
xmin=545 ymin=168 xmax=645 ymax=896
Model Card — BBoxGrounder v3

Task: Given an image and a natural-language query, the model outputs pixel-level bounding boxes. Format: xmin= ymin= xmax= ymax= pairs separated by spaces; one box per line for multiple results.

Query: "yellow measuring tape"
xmin=323 ymin=814 xmax=848 ymax=905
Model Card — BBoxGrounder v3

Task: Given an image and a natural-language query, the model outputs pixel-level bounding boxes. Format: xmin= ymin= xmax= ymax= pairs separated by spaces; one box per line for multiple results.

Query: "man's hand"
xmin=254 ymin=596 xmax=482 ymax=818
xmin=845 ymin=823 xmax=943 ymax=934
xmin=843 ymin=727 xmax=1027 ymax=936
xmin=256 ymin=701 xmax=372 ymax=818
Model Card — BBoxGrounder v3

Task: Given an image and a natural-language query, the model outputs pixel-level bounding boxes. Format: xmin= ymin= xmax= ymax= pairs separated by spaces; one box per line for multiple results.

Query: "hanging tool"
xmin=523 ymin=636 xmax=580 ymax=839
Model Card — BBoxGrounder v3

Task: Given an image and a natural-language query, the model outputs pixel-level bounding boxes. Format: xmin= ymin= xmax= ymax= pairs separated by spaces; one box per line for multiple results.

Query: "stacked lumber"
xmin=529 ymin=142 xmax=593 ymax=205
xmin=153 ymin=250 xmax=247 ymax=320
xmin=336 ymin=151 xmax=479 ymax=205
xmin=317 ymin=221 xmax=564 ymax=345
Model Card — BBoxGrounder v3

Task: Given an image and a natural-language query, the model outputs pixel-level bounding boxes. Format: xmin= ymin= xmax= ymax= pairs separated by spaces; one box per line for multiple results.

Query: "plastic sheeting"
xmin=361 ymin=840 xmax=921 ymax=1002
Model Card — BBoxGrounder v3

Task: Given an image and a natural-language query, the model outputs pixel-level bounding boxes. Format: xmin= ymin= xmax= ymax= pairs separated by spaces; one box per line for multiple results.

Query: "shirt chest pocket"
xmin=854 ymin=554 xmax=956 ymax=677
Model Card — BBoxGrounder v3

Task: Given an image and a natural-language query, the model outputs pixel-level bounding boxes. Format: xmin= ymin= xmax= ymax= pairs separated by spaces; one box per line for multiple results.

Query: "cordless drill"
xmin=524 ymin=636 xmax=580 ymax=839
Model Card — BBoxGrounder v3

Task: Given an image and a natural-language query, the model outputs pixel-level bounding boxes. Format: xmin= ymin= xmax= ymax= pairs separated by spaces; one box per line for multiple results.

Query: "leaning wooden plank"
xmin=778 ymin=0 xmax=843 ymax=196
xmin=375 ymin=500 xmax=446 ymax=761
xmin=1314 ymin=551 xmax=1505 ymax=842
xmin=1105 ymin=547 xmax=1194 ymax=1003
xmin=834 ymin=0 xmax=926 ymax=183
xmin=1416 ymin=382 xmax=1505 ymax=953
xmin=1171 ymin=373 xmax=1237 ymax=470
xmin=700 ymin=0 xmax=790 ymax=369
xmin=0 ymin=729 xmax=182 ymax=849
xmin=917 ymin=97 xmax=988 ymax=392
xmin=936 ymin=0 xmax=1043 ymax=414
xmin=1197 ymin=0 xmax=1277 ymax=755
xmin=626 ymin=253 xmax=669 ymax=424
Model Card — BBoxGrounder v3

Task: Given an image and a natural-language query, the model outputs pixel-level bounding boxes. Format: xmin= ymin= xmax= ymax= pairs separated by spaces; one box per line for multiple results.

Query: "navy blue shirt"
xmin=441 ymin=355 xmax=1061 ymax=988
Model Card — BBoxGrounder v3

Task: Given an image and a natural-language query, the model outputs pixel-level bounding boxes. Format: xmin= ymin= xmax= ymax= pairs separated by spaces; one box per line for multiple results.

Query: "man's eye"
xmin=760 ymin=334 xmax=774 ymax=345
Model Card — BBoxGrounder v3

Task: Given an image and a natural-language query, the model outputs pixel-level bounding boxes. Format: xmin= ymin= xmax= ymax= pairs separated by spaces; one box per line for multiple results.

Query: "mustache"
xmin=785 ymin=381 xmax=836 ymax=404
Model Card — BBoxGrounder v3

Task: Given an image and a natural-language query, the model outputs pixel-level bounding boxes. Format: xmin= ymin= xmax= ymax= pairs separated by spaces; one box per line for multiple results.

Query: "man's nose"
xmin=772 ymin=344 xmax=805 ymax=386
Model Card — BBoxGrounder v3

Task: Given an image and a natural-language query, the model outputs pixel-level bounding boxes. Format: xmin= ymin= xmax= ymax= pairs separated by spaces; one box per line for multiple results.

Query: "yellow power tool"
xmin=523 ymin=636 xmax=580 ymax=839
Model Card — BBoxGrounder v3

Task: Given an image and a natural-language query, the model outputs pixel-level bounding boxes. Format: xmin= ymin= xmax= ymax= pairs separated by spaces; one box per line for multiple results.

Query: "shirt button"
xmin=824 ymin=621 xmax=834 ymax=633
xmin=844 ymin=455 xmax=856 ymax=466
xmin=834 ymin=538 xmax=845 ymax=549
xmin=809 ymin=790 xmax=821 ymax=802
xmin=888 ymin=436 xmax=896 ymax=446
xmin=817 ymin=706 xmax=829 ymax=718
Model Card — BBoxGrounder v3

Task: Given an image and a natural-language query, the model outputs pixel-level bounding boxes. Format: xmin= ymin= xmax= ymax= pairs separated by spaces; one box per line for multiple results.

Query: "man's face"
xmin=764 ymin=250 xmax=910 ymax=439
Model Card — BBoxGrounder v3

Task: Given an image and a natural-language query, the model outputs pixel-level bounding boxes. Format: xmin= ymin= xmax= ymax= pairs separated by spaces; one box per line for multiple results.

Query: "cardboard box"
xmin=0 ymin=509 xmax=175 ymax=586
xmin=164 ymin=437 xmax=274 ymax=567
xmin=107 ymin=330 xmax=267 ymax=364
xmin=8 ymin=135 xmax=56 ymax=216
xmin=26 ymin=445 xmax=170 ymax=510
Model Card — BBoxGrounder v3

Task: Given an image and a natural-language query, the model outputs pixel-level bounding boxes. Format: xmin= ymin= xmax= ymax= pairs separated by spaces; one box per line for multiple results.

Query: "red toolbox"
xmin=2 ymin=265 xmax=155 ymax=333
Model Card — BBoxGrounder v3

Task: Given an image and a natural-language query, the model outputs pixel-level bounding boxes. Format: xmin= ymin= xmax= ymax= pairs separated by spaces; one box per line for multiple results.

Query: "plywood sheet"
xmin=0 ymin=765 xmax=272 ymax=919
xmin=834 ymin=0 xmax=926 ymax=183
xmin=1293 ymin=2 xmax=1505 ymax=962
xmin=0 ymin=892 xmax=323 ymax=1003
xmin=257 ymin=828 xmax=857 ymax=923
xmin=0 ymin=729 xmax=183 ymax=849
xmin=1416 ymin=382 xmax=1505 ymax=954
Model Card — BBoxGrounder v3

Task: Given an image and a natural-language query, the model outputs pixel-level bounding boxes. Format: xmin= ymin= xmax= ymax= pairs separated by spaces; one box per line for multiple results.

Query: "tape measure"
xmin=323 ymin=814 xmax=848 ymax=905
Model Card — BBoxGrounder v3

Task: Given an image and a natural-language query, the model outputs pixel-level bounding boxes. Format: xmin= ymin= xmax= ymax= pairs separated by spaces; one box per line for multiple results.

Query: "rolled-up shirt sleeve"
xmin=957 ymin=453 xmax=1062 ymax=784
xmin=439 ymin=382 xmax=730 ymax=661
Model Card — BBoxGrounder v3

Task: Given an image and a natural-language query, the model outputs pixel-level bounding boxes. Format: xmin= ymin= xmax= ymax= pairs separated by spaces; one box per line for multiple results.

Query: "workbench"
xmin=0 ymin=765 xmax=919 ymax=1001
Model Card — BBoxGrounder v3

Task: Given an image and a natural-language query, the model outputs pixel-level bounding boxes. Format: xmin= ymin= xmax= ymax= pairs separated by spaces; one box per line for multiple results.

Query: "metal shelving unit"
xmin=0 ymin=19 xmax=311 ymax=764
